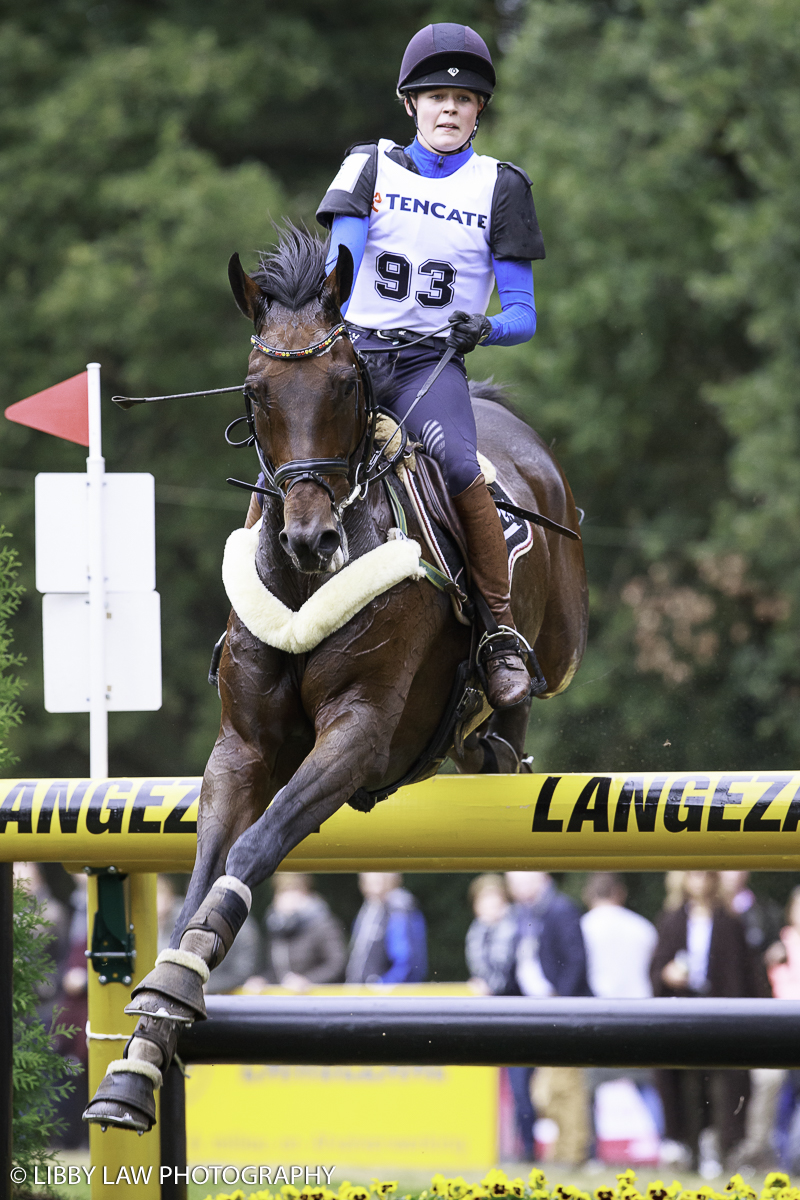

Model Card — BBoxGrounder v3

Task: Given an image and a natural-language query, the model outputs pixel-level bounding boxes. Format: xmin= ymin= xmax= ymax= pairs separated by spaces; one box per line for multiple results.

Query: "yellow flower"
xmin=617 ymin=1175 xmax=637 ymax=1189
xmin=482 ymin=1171 xmax=511 ymax=1197
xmin=529 ymin=1172 xmax=549 ymax=1193
xmin=253 ymin=1193 xmax=275 ymax=1200
xmin=464 ymin=1188 xmax=490 ymax=1200
xmin=430 ymin=1176 xmax=450 ymax=1197
xmin=508 ymin=1180 xmax=526 ymax=1199
xmin=554 ymin=1187 xmax=577 ymax=1200
xmin=647 ymin=1183 xmax=670 ymax=1200
xmin=282 ymin=1189 xmax=301 ymax=1200
xmin=371 ymin=1184 xmax=398 ymax=1198
xmin=531 ymin=1191 xmax=551 ymax=1200
xmin=594 ymin=1188 xmax=616 ymax=1200
xmin=345 ymin=1188 xmax=370 ymax=1200
xmin=764 ymin=1179 xmax=790 ymax=1194
xmin=448 ymin=1179 xmax=471 ymax=1199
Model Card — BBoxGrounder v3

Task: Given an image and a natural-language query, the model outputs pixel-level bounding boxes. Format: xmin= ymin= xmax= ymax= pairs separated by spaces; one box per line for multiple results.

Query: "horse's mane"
xmin=251 ymin=223 xmax=329 ymax=312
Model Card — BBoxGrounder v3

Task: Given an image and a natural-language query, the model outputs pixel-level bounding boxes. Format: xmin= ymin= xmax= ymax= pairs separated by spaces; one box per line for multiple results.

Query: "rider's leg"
xmin=383 ymin=345 xmax=531 ymax=708
xmin=451 ymin=474 xmax=531 ymax=708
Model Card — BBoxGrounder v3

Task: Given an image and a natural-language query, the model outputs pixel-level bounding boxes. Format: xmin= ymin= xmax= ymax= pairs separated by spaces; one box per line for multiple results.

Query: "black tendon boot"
xmin=83 ymin=875 xmax=251 ymax=1132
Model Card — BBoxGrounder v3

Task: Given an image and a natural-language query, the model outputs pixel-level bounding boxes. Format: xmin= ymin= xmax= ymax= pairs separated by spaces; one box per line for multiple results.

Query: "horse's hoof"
xmin=128 ymin=957 xmax=207 ymax=1021
xmin=83 ymin=1071 xmax=156 ymax=1132
xmin=124 ymin=989 xmax=198 ymax=1024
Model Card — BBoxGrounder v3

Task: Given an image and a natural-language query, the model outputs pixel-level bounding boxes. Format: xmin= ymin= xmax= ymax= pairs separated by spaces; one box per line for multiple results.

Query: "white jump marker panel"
xmin=35 ymin=472 xmax=156 ymax=593
xmin=42 ymin=591 xmax=162 ymax=712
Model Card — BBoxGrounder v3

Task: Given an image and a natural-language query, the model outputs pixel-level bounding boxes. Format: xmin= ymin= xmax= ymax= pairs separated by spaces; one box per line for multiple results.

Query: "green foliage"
xmin=0 ymin=0 xmax=500 ymax=780
xmin=478 ymin=0 xmax=800 ymax=772
xmin=0 ymin=528 xmax=24 ymax=773
xmin=12 ymin=879 xmax=78 ymax=1189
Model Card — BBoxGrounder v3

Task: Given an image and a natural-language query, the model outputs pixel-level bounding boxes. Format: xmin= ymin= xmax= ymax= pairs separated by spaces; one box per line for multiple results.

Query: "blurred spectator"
xmin=663 ymin=871 xmax=686 ymax=912
xmin=766 ymin=885 xmax=800 ymax=999
xmin=760 ymin=888 xmax=800 ymax=1171
xmin=346 ymin=872 xmax=427 ymax=984
xmin=503 ymin=871 xmax=591 ymax=1165
xmin=581 ymin=873 xmax=657 ymax=999
xmin=254 ymin=873 xmax=346 ymax=990
xmin=157 ymin=875 xmax=263 ymax=994
xmin=580 ymin=873 xmax=663 ymax=1161
xmin=651 ymin=869 xmax=757 ymax=1174
xmin=51 ymin=873 xmax=88 ymax=1150
xmin=505 ymin=871 xmax=591 ymax=999
xmin=721 ymin=871 xmax=784 ymax=1172
xmin=721 ymin=870 xmax=781 ymax=995
xmin=465 ymin=874 xmax=517 ymax=995
xmin=156 ymin=874 xmax=184 ymax=953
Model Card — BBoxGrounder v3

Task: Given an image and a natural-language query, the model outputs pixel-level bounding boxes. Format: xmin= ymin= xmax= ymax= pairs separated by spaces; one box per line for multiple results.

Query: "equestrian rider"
xmin=316 ymin=23 xmax=545 ymax=710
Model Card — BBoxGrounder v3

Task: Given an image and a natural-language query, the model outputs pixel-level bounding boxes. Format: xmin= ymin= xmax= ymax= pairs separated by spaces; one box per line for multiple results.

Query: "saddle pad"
xmin=395 ymin=458 xmax=535 ymax=619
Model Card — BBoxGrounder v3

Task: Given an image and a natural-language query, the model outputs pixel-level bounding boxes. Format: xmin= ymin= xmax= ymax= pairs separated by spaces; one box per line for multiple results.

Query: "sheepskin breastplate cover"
xmin=222 ymin=520 xmax=425 ymax=655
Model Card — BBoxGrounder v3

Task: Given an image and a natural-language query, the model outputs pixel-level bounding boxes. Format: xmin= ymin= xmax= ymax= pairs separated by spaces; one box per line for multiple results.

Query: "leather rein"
xmin=113 ymin=320 xmax=412 ymax=520
xmin=111 ymin=321 xmax=580 ymax=541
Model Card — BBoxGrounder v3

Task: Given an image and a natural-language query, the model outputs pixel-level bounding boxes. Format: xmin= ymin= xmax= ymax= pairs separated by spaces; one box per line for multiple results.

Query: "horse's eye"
xmin=342 ymin=379 xmax=356 ymax=397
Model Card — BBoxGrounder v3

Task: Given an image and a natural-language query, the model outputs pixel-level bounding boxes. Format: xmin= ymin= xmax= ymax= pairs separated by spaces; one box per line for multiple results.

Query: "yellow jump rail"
xmin=4 ymin=770 xmax=799 ymax=1200
xmin=1 ymin=770 xmax=800 ymax=873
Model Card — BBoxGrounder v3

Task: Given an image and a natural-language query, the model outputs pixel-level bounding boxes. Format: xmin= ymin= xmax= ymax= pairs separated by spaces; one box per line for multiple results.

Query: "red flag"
xmin=5 ymin=372 xmax=89 ymax=446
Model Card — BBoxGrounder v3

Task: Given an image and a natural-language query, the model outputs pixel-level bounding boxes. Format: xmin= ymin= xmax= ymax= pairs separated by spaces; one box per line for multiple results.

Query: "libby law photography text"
xmin=11 ymin=1164 xmax=337 ymax=1188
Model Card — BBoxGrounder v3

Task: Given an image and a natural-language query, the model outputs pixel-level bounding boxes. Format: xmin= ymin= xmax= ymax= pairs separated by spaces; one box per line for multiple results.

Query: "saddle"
xmin=373 ymin=414 xmax=536 ymax=627
xmin=341 ymin=421 xmax=542 ymax=814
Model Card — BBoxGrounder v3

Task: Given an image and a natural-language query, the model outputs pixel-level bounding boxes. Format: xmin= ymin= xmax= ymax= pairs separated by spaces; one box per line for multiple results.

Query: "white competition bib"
xmin=346 ymin=140 xmax=498 ymax=334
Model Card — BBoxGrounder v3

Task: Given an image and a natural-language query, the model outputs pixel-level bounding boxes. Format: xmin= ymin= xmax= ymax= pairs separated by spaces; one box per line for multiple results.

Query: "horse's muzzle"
xmin=279 ymin=522 xmax=345 ymax=574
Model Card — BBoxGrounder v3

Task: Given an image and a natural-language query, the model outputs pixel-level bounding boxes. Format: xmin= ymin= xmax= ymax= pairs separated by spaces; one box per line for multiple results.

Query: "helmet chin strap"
xmin=406 ymin=95 xmax=485 ymax=157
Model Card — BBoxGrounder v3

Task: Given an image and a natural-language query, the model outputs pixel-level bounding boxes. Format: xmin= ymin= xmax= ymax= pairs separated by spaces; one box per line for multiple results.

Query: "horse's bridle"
xmin=112 ymin=317 xmax=415 ymax=516
xmin=228 ymin=320 xmax=389 ymax=519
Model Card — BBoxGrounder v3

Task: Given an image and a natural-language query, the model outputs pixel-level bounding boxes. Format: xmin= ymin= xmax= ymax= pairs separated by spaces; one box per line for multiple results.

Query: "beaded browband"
xmin=250 ymin=322 xmax=349 ymax=360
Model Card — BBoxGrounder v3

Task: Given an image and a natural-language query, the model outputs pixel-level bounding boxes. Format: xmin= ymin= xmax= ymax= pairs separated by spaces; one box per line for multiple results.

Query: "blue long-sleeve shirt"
xmin=326 ymin=140 xmax=537 ymax=348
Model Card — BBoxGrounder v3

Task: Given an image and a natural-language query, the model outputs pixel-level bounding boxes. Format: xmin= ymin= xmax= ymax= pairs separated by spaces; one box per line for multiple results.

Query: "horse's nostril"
xmin=317 ymin=530 xmax=341 ymax=558
xmin=279 ymin=530 xmax=290 ymax=550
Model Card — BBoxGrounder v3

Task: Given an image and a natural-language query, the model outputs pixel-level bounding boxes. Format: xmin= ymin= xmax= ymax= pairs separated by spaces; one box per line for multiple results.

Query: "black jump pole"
xmin=0 ymin=864 xmax=13 ymax=1200
xmin=179 ymin=995 xmax=800 ymax=1071
xmin=159 ymin=1063 xmax=187 ymax=1200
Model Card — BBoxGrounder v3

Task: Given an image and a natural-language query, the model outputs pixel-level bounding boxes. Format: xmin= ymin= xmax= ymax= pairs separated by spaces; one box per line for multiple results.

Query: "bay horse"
xmin=84 ymin=225 xmax=588 ymax=1132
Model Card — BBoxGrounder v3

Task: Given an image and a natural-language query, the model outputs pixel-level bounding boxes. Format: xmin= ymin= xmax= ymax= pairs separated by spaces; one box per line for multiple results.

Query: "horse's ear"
xmin=228 ymin=252 xmax=264 ymax=321
xmin=322 ymin=243 xmax=354 ymax=313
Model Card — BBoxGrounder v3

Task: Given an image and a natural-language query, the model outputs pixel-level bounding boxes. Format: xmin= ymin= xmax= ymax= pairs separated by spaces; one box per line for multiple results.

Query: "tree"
xmin=477 ymin=0 xmax=800 ymax=771
xmin=0 ymin=0 xmax=500 ymax=779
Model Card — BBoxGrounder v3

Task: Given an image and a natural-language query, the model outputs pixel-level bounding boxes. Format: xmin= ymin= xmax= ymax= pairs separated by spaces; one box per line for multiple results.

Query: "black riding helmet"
xmin=397 ymin=23 xmax=496 ymax=97
xmin=398 ymin=24 xmax=495 ymax=155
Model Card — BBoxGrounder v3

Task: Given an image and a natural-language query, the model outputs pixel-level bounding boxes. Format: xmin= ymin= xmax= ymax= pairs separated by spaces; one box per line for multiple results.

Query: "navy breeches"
xmin=354 ymin=332 xmax=481 ymax=497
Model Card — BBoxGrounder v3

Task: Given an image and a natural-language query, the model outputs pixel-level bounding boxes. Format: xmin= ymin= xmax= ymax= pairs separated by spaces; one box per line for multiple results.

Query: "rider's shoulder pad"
xmin=316 ymin=143 xmax=379 ymax=229
xmin=490 ymin=162 xmax=545 ymax=261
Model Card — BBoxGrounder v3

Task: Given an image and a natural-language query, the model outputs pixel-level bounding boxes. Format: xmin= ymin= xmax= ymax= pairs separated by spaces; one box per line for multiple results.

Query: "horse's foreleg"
xmin=226 ymin=702 xmax=394 ymax=888
xmin=83 ymin=618 xmax=310 ymax=1133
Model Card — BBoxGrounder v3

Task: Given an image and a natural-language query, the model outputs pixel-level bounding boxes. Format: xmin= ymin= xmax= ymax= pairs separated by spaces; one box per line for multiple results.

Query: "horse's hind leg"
xmin=454 ymin=696 xmax=533 ymax=774
xmin=480 ymin=699 xmax=534 ymax=773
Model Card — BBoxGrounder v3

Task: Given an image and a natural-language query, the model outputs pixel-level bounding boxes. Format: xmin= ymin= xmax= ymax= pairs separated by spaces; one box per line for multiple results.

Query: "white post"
xmin=86 ymin=362 xmax=107 ymax=779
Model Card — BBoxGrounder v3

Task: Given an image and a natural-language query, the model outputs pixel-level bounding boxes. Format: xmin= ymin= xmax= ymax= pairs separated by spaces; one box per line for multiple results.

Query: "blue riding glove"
xmin=446 ymin=310 xmax=492 ymax=354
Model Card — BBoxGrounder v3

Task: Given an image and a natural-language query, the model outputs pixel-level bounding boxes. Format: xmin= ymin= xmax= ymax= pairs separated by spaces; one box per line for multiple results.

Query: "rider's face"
xmin=406 ymin=87 xmax=483 ymax=154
